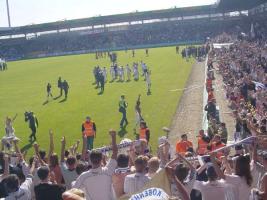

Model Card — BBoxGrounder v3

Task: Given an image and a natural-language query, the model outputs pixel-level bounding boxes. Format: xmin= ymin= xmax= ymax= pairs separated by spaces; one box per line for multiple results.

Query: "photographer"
xmin=25 ymin=111 xmax=39 ymax=142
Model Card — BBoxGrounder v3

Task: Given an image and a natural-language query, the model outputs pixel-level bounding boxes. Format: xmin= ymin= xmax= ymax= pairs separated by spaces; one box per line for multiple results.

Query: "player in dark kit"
xmin=57 ymin=77 xmax=63 ymax=96
xmin=176 ymin=46 xmax=179 ymax=54
xmin=25 ymin=111 xmax=39 ymax=142
xmin=119 ymin=95 xmax=128 ymax=128
xmin=99 ymin=72 xmax=105 ymax=94
xmin=62 ymin=80 xmax=69 ymax=99
xmin=46 ymin=83 xmax=53 ymax=100
xmin=145 ymin=49 xmax=149 ymax=56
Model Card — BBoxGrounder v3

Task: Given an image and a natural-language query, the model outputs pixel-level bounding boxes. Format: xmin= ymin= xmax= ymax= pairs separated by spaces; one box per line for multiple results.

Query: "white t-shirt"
xmin=73 ymin=158 xmax=117 ymax=200
xmin=193 ymin=179 xmax=235 ymax=200
xmin=60 ymin=162 xmax=78 ymax=190
xmin=124 ymin=172 xmax=151 ymax=195
xmin=225 ymin=174 xmax=251 ymax=200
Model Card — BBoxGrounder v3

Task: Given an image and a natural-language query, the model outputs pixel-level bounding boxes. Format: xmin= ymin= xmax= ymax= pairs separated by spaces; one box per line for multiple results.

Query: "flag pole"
xmin=6 ymin=0 xmax=11 ymax=27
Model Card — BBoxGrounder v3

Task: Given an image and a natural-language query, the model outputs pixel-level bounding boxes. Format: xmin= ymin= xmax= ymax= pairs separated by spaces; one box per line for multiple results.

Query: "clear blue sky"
xmin=0 ymin=0 xmax=217 ymax=27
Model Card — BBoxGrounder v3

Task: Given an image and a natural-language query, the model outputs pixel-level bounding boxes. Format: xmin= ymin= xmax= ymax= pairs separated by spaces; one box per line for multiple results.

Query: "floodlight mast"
xmin=6 ymin=0 xmax=11 ymax=27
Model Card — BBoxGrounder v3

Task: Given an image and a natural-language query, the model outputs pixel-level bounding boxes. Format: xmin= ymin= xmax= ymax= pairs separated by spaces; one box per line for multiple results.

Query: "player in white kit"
xmin=133 ymin=63 xmax=139 ymax=81
xmin=126 ymin=64 xmax=131 ymax=81
xmin=110 ymin=65 xmax=115 ymax=81
xmin=145 ymin=70 xmax=151 ymax=95
xmin=2 ymin=114 xmax=19 ymax=151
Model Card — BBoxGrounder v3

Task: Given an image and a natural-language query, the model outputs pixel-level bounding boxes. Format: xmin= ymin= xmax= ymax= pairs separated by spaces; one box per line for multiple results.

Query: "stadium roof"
xmin=217 ymin=0 xmax=267 ymax=12
xmin=0 ymin=0 xmax=266 ymax=37
xmin=0 ymin=5 xmax=218 ymax=36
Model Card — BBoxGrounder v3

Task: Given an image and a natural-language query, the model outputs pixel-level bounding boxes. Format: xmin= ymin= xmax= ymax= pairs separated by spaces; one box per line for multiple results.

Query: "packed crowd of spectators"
xmin=0 ymin=18 xmax=251 ymax=60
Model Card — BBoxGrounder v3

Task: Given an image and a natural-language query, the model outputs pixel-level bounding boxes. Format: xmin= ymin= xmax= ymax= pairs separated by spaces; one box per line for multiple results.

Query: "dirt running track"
xmin=168 ymin=60 xmax=205 ymax=153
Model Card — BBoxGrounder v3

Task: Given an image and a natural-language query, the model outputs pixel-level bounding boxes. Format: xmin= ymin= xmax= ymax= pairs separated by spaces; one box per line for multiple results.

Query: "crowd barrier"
xmin=202 ymin=56 xmax=209 ymax=131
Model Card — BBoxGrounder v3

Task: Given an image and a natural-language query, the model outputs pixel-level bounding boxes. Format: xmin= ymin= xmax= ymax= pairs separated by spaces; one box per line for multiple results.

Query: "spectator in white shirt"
xmin=73 ymin=129 xmax=118 ymax=200
xmin=124 ymin=155 xmax=150 ymax=195
xmin=60 ymin=137 xmax=78 ymax=190
xmin=211 ymin=153 xmax=253 ymax=200
xmin=193 ymin=163 xmax=235 ymax=200
xmin=4 ymin=156 xmax=35 ymax=200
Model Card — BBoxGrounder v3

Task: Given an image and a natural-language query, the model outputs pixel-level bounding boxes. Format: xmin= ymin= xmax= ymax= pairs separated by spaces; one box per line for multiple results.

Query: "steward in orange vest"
xmin=197 ymin=130 xmax=210 ymax=155
xmin=176 ymin=134 xmax=193 ymax=155
xmin=211 ymin=134 xmax=226 ymax=159
xmin=139 ymin=121 xmax=150 ymax=143
xmin=82 ymin=116 xmax=96 ymax=150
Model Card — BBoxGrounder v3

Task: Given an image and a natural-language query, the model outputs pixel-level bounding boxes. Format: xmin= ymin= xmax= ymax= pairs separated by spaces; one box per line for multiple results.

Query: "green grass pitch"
xmin=0 ymin=46 xmax=194 ymax=155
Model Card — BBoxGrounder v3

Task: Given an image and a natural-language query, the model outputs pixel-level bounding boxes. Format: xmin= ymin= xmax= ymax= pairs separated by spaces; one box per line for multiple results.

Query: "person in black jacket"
xmin=204 ymin=100 xmax=216 ymax=120
xmin=57 ymin=77 xmax=63 ymax=97
xmin=35 ymin=166 xmax=65 ymax=200
xmin=62 ymin=80 xmax=69 ymax=99
xmin=25 ymin=111 xmax=38 ymax=142
xmin=47 ymin=83 xmax=53 ymax=100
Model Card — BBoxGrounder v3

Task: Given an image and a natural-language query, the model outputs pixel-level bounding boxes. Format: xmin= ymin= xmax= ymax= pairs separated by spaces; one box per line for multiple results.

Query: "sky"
xmin=0 ymin=0 xmax=217 ymax=27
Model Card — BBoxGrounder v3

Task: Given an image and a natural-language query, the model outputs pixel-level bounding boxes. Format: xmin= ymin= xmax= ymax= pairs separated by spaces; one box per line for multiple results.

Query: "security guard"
xmin=82 ymin=116 xmax=96 ymax=150
xmin=139 ymin=121 xmax=150 ymax=143
xmin=197 ymin=130 xmax=210 ymax=155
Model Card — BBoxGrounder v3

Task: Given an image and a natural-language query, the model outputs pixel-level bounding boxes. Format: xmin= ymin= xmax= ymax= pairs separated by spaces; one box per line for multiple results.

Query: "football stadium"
xmin=0 ymin=0 xmax=267 ymax=199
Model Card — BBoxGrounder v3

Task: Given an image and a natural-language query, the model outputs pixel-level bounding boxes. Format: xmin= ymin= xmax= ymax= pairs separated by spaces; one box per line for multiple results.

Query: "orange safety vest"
xmin=211 ymin=142 xmax=226 ymax=158
xmin=139 ymin=128 xmax=148 ymax=140
xmin=176 ymin=140 xmax=193 ymax=155
xmin=83 ymin=121 xmax=95 ymax=137
xmin=197 ymin=138 xmax=208 ymax=155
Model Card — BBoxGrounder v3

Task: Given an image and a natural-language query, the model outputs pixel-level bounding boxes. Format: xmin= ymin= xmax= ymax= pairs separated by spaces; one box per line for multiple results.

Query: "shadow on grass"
xmin=59 ymin=98 xmax=67 ymax=103
xmin=53 ymin=95 xmax=62 ymax=100
xmin=42 ymin=100 xmax=49 ymax=105
xmin=21 ymin=141 xmax=34 ymax=153
xmin=97 ymin=91 xmax=104 ymax=95
xmin=118 ymin=127 xmax=128 ymax=138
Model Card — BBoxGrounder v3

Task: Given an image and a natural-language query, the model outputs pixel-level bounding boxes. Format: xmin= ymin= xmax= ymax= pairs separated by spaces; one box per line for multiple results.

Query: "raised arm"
xmin=48 ymin=129 xmax=54 ymax=165
xmin=165 ymin=166 xmax=190 ymax=200
xmin=81 ymin=135 xmax=87 ymax=161
xmin=221 ymin=156 xmax=233 ymax=175
xmin=3 ymin=154 xmax=9 ymax=177
xmin=73 ymin=140 xmax=80 ymax=156
xmin=211 ymin=152 xmax=225 ymax=179
xmin=251 ymin=138 xmax=258 ymax=163
xmin=176 ymin=153 xmax=195 ymax=172
xmin=109 ymin=129 xmax=118 ymax=160
xmin=165 ymin=155 xmax=181 ymax=169
xmin=257 ymin=174 xmax=267 ymax=199
xmin=158 ymin=142 xmax=170 ymax=167
xmin=12 ymin=113 xmax=18 ymax=122
xmin=33 ymin=143 xmax=46 ymax=166
xmin=60 ymin=136 xmax=66 ymax=162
